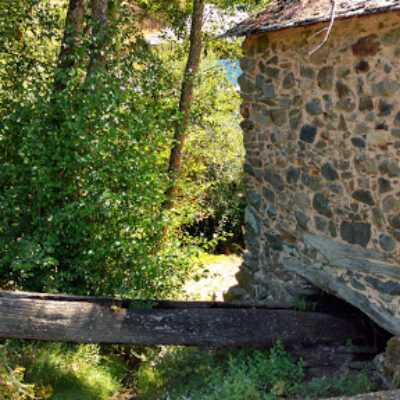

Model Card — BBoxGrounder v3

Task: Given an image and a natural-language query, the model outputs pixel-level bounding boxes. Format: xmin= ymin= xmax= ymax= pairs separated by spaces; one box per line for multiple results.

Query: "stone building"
xmin=223 ymin=0 xmax=400 ymax=336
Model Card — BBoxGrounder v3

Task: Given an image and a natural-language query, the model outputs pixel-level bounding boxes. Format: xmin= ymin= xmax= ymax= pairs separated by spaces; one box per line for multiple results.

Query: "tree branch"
xmin=308 ymin=0 xmax=337 ymax=56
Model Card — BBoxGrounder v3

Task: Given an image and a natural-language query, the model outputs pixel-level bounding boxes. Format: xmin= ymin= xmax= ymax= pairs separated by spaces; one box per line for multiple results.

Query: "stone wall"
xmin=231 ymin=11 xmax=400 ymax=335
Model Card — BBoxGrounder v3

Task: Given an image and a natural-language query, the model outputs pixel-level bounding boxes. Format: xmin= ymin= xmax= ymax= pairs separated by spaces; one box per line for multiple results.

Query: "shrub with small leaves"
xmin=0 ymin=3 xmax=196 ymax=298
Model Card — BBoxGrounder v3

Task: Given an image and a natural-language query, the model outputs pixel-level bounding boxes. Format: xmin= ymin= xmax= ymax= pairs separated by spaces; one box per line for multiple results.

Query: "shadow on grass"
xmin=38 ymin=368 xmax=106 ymax=400
xmin=4 ymin=341 xmax=126 ymax=400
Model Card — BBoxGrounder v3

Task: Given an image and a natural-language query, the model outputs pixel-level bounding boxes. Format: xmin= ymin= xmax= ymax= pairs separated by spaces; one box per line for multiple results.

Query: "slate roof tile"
xmin=222 ymin=0 xmax=400 ymax=37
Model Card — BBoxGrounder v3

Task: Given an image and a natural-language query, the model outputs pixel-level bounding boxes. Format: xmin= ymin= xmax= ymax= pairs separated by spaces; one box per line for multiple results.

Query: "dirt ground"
xmin=183 ymin=254 xmax=241 ymax=301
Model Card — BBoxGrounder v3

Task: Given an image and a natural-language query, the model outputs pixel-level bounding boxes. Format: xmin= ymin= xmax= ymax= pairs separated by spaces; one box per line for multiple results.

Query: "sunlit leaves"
xmin=0 ymin=1 xmax=195 ymax=298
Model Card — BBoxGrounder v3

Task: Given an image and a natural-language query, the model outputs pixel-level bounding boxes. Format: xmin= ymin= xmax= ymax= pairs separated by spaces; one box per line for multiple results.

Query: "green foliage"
xmin=0 ymin=340 xmax=126 ymax=399
xmin=128 ymin=301 xmax=156 ymax=310
xmin=136 ymin=0 xmax=192 ymax=36
xmin=0 ymin=1 xmax=199 ymax=297
xmin=0 ymin=0 xmax=250 ymax=300
xmin=136 ymin=343 xmax=305 ymax=399
xmin=133 ymin=3 xmax=250 ymax=249
xmin=135 ymin=343 xmax=373 ymax=400
xmin=346 ymin=338 xmax=354 ymax=347
xmin=0 ymin=0 xmax=64 ymax=104
xmin=155 ymin=42 xmax=246 ymax=247
xmin=0 ymin=68 xmax=190 ymax=296
xmin=0 ymin=0 xmax=248 ymax=302
xmin=300 ymin=371 xmax=373 ymax=399
xmin=0 ymin=363 xmax=53 ymax=399
xmin=185 ymin=54 xmax=245 ymax=245
xmin=293 ymin=295 xmax=317 ymax=312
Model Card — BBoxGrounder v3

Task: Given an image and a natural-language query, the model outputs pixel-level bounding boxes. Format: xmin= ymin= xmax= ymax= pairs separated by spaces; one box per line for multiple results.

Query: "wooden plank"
xmin=0 ymin=290 xmax=365 ymax=346
xmin=0 ymin=290 xmax=271 ymax=309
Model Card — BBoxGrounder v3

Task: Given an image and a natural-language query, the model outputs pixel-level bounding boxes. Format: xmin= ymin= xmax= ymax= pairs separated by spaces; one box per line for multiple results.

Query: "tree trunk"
xmin=0 ymin=290 xmax=366 ymax=346
xmin=85 ymin=0 xmax=109 ymax=79
xmin=54 ymin=0 xmax=88 ymax=91
xmin=162 ymin=0 xmax=205 ymax=217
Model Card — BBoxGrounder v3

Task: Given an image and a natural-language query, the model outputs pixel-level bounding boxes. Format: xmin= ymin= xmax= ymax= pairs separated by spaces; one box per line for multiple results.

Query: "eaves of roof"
xmin=221 ymin=0 xmax=400 ymax=38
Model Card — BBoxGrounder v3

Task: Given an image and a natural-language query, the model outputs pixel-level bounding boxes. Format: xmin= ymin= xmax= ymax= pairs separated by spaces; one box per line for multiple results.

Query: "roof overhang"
xmin=221 ymin=0 xmax=400 ymax=38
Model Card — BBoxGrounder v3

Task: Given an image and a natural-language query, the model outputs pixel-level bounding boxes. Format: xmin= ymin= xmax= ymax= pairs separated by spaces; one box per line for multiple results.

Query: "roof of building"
xmin=222 ymin=0 xmax=400 ymax=38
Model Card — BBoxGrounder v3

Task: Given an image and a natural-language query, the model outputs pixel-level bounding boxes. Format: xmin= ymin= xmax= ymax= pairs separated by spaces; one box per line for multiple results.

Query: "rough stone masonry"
xmin=225 ymin=6 xmax=400 ymax=336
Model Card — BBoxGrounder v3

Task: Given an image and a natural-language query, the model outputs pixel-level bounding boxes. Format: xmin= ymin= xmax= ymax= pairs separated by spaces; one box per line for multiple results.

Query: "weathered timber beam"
xmin=0 ymin=290 xmax=365 ymax=346
xmin=0 ymin=290 xmax=269 ymax=309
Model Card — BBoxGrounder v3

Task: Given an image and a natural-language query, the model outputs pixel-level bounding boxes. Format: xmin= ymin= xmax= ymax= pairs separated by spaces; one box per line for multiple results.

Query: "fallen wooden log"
xmin=0 ymin=290 xmax=366 ymax=346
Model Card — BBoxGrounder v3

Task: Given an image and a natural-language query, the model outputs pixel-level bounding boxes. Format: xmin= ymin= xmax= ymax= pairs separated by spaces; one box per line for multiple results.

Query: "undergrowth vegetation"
xmin=134 ymin=343 xmax=372 ymax=400
xmin=0 ymin=340 xmax=373 ymax=400
xmin=0 ymin=341 xmax=126 ymax=400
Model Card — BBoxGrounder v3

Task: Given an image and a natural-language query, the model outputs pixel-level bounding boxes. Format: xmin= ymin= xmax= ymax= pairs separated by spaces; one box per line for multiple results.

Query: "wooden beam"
xmin=0 ymin=290 xmax=365 ymax=346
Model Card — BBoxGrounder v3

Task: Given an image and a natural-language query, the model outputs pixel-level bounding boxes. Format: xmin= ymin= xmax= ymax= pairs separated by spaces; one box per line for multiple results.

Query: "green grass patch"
xmin=1 ymin=340 xmax=127 ymax=400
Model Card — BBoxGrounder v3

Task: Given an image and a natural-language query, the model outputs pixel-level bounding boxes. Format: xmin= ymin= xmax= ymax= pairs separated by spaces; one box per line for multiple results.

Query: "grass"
xmin=0 ymin=341 xmax=127 ymax=400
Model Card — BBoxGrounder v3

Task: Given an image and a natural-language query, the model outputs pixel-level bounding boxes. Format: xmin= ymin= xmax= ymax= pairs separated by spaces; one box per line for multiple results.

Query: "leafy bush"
xmin=0 ymin=3 xmax=202 ymax=297
xmin=0 ymin=65 xmax=196 ymax=296
xmin=0 ymin=0 xmax=245 ymax=297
